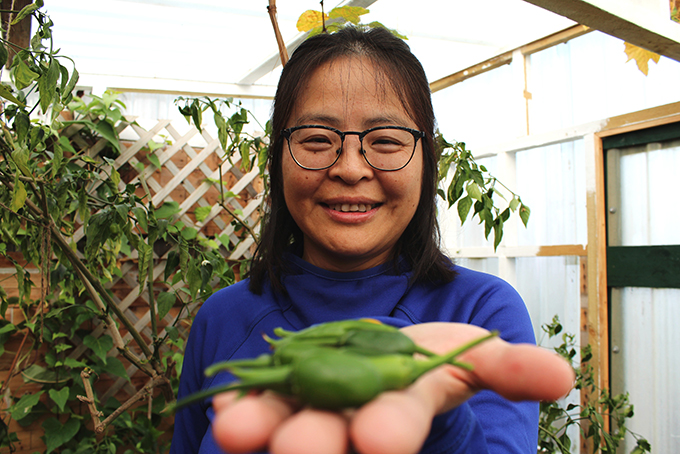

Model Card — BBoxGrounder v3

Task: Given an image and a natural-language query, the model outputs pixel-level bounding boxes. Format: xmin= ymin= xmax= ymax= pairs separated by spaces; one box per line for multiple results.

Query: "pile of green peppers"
xmin=174 ymin=319 xmax=496 ymax=411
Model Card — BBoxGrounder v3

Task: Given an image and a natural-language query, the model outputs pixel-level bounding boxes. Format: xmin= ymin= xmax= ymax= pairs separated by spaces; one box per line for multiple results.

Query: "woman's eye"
xmin=368 ymin=136 xmax=404 ymax=152
xmin=305 ymin=136 xmax=332 ymax=144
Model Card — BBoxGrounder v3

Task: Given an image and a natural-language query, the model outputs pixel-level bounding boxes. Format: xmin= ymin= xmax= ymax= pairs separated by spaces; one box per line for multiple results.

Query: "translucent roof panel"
xmin=39 ymin=0 xmax=575 ymax=96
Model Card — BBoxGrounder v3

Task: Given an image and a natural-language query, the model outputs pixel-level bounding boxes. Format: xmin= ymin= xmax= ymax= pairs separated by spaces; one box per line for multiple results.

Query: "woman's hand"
xmin=211 ymin=323 xmax=575 ymax=454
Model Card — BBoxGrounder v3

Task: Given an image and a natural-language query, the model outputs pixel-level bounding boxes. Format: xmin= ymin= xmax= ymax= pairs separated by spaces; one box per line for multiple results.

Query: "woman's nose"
xmin=327 ymin=136 xmax=374 ymax=183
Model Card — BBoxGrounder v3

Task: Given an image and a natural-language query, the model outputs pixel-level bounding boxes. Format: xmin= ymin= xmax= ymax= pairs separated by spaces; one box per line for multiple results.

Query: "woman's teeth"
xmin=330 ymin=203 xmax=374 ymax=212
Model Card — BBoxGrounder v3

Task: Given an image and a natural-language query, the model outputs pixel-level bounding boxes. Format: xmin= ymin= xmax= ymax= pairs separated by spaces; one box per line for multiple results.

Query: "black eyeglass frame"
xmin=281 ymin=124 xmax=426 ymax=171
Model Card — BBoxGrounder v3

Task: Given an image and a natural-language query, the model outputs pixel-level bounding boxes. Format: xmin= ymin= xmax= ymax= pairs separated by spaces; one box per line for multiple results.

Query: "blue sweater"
xmin=170 ymin=255 xmax=538 ymax=454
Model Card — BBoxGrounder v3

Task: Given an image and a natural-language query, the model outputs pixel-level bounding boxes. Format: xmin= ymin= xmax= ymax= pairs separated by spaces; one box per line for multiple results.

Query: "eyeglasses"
xmin=282 ymin=125 xmax=425 ymax=171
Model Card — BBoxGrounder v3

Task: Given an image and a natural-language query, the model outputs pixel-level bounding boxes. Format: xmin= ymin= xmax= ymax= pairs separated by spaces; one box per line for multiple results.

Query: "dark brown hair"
xmin=249 ymin=26 xmax=455 ymax=293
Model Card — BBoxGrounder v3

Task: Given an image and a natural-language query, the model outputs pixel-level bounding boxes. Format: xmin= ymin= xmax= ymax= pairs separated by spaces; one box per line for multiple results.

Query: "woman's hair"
xmin=248 ymin=26 xmax=456 ymax=293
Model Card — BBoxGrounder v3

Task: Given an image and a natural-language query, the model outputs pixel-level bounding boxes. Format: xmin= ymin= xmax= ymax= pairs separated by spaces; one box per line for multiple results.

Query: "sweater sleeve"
xmin=169 ymin=306 xmax=212 ymax=454
xmin=465 ymin=274 xmax=540 ymax=454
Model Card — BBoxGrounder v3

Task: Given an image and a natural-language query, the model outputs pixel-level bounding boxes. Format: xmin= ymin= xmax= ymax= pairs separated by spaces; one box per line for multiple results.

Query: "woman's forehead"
xmin=289 ymin=56 xmax=415 ymax=128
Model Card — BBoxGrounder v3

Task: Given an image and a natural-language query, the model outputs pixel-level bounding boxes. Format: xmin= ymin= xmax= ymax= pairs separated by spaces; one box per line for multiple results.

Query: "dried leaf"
xmin=624 ymin=42 xmax=661 ymax=75
xmin=297 ymin=10 xmax=328 ymax=32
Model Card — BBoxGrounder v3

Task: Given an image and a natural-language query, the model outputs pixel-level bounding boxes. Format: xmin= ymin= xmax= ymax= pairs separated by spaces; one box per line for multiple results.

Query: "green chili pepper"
xmin=172 ymin=320 xmax=497 ymax=412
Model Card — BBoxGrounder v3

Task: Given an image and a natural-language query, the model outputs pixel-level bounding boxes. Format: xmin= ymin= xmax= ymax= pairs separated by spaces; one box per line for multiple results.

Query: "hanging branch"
xmin=78 ymin=369 xmax=170 ymax=433
xmin=267 ymin=0 xmax=288 ymax=66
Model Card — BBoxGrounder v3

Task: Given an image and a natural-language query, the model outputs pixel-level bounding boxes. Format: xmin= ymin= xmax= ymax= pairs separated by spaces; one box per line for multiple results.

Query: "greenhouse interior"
xmin=0 ymin=0 xmax=678 ymax=453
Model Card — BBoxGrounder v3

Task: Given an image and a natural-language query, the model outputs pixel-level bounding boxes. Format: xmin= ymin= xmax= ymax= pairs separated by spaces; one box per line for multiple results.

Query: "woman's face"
xmin=282 ymin=57 xmax=423 ymax=272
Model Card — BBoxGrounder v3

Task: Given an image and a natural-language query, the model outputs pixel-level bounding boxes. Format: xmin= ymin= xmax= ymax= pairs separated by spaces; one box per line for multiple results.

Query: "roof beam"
xmin=523 ymin=0 xmax=680 ymax=62
xmin=429 ymin=25 xmax=592 ymax=93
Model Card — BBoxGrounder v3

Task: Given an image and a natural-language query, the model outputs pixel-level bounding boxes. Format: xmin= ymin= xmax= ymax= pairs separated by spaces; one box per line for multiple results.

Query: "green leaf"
xmin=0 ymin=44 xmax=7 ymax=70
xmin=48 ymin=387 xmax=69 ymax=413
xmin=101 ymin=356 xmax=130 ymax=382
xmin=22 ymin=364 xmax=57 ymax=383
xmin=218 ymin=234 xmax=231 ymax=249
xmin=164 ymin=250 xmax=180 ymax=281
xmin=329 ymin=6 xmax=369 ymax=24
xmin=137 ymin=241 xmax=152 ymax=291
xmin=187 ymin=259 xmax=201 ymax=299
xmin=148 ymin=153 xmax=161 ymax=169
xmin=154 ymin=201 xmax=181 ymax=219
xmin=38 ymin=59 xmax=59 ymax=114
xmin=50 ymin=140 xmax=64 ymax=178
xmin=157 ymin=292 xmax=175 ymax=320
xmin=519 ymin=204 xmax=531 ymax=227
xmin=83 ymin=334 xmax=114 ymax=363
xmin=509 ymin=197 xmax=520 ymax=212
xmin=10 ymin=179 xmax=27 ymax=212
xmin=0 ymin=83 xmax=25 ymax=106
xmin=63 ymin=357 xmax=87 ymax=369
xmin=13 ymin=111 xmax=30 ymax=145
xmin=493 ymin=218 xmax=504 ymax=250
xmin=42 ymin=417 xmax=80 ymax=454
xmin=110 ymin=165 xmax=121 ymax=187
xmin=466 ymin=182 xmax=482 ymax=201
xmin=63 ymin=67 xmax=79 ymax=101
xmin=94 ymin=120 xmax=121 ymax=154
xmin=132 ymin=207 xmax=148 ymax=232
xmin=181 ymin=226 xmax=197 ymax=240
xmin=191 ymin=99 xmax=202 ymax=132
xmin=10 ymin=391 xmax=44 ymax=420
xmin=195 ymin=206 xmax=212 ymax=223
xmin=11 ymin=0 xmax=42 ymax=24
xmin=12 ymin=58 xmax=39 ymax=90
xmin=457 ymin=195 xmax=472 ymax=224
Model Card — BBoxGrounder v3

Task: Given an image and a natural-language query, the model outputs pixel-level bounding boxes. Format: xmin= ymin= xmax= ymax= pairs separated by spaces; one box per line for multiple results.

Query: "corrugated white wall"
xmin=433 ymin=30 xmax=680 ymax=453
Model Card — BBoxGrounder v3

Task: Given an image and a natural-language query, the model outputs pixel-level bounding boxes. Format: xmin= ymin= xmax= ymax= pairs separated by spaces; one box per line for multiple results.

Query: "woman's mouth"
xmin=328 ymin=203 xmax=379 ymax=213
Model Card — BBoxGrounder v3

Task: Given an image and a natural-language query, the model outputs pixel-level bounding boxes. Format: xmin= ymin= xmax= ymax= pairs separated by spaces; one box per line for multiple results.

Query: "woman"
xmin=171 ymin=27 xmax=573 ymax=454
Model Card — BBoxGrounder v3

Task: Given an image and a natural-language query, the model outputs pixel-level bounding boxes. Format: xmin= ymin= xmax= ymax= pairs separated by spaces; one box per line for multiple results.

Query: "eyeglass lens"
xmin=287 ymin=127 xmax=417 ymax=170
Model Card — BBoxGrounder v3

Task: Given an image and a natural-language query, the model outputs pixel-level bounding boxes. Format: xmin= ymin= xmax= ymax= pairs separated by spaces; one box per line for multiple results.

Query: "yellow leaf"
xmin=297 ymin=10 xmax=328 ymax=32
xmin=329 ymin=6 xmax=369 ymax=25
xmin=624 ymin=42 xmax=661 ymax=75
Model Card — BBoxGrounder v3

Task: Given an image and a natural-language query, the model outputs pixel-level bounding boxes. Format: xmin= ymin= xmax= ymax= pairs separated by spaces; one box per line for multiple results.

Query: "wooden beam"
xmin=429 ymin=53 xmax=513 ymax=93
xmin=584 ymin=131 xmax=610 ymax=409
xmin=448 ymin=244 xmax=587 ymax=258
xmin=523 ymin=0 xmax=680 ymax=62
xmin=429 ymin=25 xmax=592 ymax=93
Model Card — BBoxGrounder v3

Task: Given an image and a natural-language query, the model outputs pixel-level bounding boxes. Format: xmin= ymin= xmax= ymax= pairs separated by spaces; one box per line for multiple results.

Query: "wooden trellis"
xmin=74 ymin=116 xmax=264 ymax=399
xmin=2 ymin=115 xmax=264 ymax=408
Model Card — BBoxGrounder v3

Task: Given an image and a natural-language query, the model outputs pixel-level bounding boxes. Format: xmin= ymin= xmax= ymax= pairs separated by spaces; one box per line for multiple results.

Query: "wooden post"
xmin=1 ymin=0 xmax=32 ymax=66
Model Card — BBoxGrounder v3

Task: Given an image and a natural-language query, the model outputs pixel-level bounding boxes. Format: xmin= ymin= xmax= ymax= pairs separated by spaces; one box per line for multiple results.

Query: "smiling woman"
xmin=170 ymin=26 xmax=574 ymax=454
xmin=279 ymin=56 xmax=425 ymax=272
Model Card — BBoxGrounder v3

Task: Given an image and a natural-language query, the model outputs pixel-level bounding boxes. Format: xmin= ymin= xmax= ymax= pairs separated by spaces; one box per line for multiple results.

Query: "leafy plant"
xmin=437 ymin=135 xmax=530 ymax=249
xmin=0 ymin=2 xmax=250 ymax=452
xmin=538 ymin=316 xmax=651 ymax=454
xmin=296 ymin=5 xmax=406 ymax=39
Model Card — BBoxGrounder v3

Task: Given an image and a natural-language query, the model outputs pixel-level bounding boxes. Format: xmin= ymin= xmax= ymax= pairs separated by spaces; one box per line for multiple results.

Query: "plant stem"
xmin=72 ymin=260 xmax=154 ymax=376
xmin=267 ymin=0 xmax=289 ymax=66
xmin=218 ymin=199 xmax=259 ymax=244
xmin=5 ymin=177 xmax=162 ymax=374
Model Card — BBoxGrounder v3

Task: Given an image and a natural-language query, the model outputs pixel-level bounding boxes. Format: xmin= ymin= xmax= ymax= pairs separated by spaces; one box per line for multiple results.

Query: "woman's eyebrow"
xmin=293 ymin=114 xmax=341 ymax=127
xmin=362 ymin=115 xmax=409 ymax=128
xmin=294 ymin=114 xmax=411 ymax=129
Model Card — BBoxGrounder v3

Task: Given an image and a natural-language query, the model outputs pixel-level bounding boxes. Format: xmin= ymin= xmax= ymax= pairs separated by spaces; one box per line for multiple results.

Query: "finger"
xmin=459 ymin=339 xmax=575 ymax=402
xmin=270 ymin=408 xmax=349 ymax=454
xmin=350 ymin=389 xmax=434 ymax=454
xmin=212 ymin=391 xmax=239 ymax=412
xmin=212 ymin=392 xmax=295 ymax=454
xmin=401 ymin=323 xmax=574 ymax=410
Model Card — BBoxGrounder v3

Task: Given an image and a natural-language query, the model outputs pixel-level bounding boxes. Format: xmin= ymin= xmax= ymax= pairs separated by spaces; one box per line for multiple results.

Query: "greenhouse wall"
xmin=433 ymin=29 xmax=680 ymax=453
